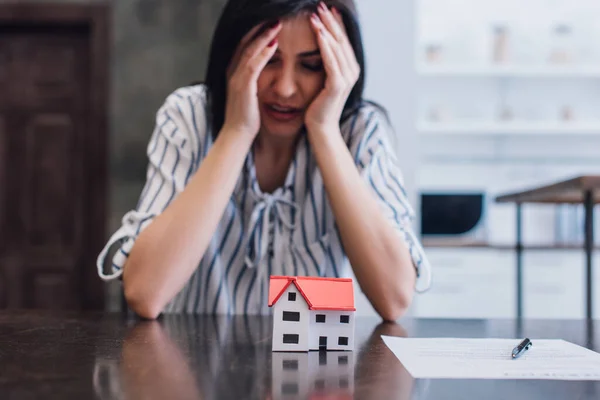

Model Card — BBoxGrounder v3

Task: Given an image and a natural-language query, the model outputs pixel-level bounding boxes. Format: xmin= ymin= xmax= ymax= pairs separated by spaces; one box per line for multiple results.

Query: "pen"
xmin=511 ymin=338 xmax=532 ymax=359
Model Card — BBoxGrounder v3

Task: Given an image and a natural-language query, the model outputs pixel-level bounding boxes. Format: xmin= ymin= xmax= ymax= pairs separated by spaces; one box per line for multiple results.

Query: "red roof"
xmin=268 ymin=276 xmax=355 ymax=311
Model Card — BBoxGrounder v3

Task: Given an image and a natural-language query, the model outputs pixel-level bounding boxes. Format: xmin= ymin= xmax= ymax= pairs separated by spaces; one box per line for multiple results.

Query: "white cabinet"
xmin=592 ymin=251 xmax=600 ymax=319
xmin=413 ymin=247 xmax=597 ymax=319
xmin=523 ymin=250 xmax=585 ymax=319
xmin=412 ymin=248 xmax=515 ymax=318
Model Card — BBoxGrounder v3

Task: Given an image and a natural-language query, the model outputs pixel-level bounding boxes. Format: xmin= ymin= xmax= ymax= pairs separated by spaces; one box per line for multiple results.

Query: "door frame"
xmin=0 ymin=1 xmax=110 ymax=309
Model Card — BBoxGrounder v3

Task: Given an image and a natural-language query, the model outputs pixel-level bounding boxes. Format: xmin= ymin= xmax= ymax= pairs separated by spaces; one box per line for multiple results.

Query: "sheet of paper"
xmin=381 ymin=336 xmax=600 ymax=380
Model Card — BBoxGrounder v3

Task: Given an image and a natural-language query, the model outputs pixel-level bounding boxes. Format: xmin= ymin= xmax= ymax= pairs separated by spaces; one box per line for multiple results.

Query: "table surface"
xmin=2 ymin=312 xmax=600 ymax=400
xmin=495 ymin=175 xmax=600 ymax=204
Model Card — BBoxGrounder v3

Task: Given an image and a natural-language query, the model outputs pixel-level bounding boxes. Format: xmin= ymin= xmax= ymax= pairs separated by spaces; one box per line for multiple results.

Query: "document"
xmin=381 ymin=336 xmax=600 ymax=380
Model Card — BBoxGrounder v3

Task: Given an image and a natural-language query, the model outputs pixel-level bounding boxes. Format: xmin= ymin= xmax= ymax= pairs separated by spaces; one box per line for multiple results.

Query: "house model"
xmin=268 ymin=276 xmax=355 ymax=352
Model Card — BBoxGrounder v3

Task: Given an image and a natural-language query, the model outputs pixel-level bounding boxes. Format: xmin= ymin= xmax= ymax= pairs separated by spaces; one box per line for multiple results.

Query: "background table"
xmin=496 ymin=175 xmax=600 ymax=320
xmin=1 ymin=312 xmax=600 ymax=399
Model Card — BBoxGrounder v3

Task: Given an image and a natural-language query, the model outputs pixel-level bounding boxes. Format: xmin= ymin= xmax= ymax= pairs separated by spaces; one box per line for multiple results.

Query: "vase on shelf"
xmin=549 ymin=24 xmax=574 ymax=64
xmin=492 ymin=24 xmax=509 ymax=64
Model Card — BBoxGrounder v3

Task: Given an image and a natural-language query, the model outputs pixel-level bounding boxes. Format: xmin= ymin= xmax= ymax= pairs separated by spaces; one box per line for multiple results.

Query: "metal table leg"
xmin=584 ymin=190 xmax=594 ymax=320
xmin=516 ymin=203 xmax=523 ymax=319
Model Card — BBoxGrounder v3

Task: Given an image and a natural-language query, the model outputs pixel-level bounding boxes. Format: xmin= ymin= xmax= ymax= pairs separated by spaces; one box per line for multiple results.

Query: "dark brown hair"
xmin=204 ymin=0 xmax=366 ymax=138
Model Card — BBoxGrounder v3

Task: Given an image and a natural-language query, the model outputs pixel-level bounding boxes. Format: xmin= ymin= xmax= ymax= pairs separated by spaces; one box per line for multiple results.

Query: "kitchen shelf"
xmin=417 ymin=65 xmax=600 ymax=78
xmin=422 ymin=238 xmax=600 ymax=250
xmin=418 ymin=121 xmax=600 ymax=135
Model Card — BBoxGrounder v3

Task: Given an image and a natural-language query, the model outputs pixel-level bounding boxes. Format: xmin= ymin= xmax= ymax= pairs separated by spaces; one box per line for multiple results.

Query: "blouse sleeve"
xmin=96 ymin=86 xmax=208 ymax=280
xmin=346 ymin=105 xmax=432 ymax=292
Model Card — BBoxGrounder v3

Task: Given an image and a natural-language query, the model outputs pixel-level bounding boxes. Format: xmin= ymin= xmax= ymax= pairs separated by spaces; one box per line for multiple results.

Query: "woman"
xmin=97 ymin=0 xmax=431 ymax=320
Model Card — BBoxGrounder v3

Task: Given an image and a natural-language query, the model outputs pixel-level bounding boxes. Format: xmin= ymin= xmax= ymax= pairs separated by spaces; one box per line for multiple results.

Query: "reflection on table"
xmin=93 ymin=315 xmax=414 ymax=400
xmin=2 ymin=312 xmax=599 ymax=399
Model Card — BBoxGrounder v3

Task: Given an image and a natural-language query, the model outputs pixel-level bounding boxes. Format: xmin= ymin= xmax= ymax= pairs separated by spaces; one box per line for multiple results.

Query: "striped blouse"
xmin=97 ymin=84 xmax=432 ymax=315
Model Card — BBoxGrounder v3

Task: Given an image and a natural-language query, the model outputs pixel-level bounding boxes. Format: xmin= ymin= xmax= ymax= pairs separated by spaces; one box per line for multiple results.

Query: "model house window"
xmin=282 ymin=311 xmax=300 ymax=321
xmin=283 ymin=359 xmax=299 ymax=370
xmin=316 ymin=314 xmax=326 ymax=323
xmin=282 ymin=383 xmax=298 ymax=395
xmin=288 ymin=292 xmax=296 ymax=301
xmin=283 ymin=334 xmax=299 ymax=344
xmin=340 ymin=315 xmax=349 ymax=323
xmin=315 ymin=379 xmax=325 ymax=389
xmin=340 ymin=378 xmax=349 ymax=388
xmin=338 ymin=355 xmax=348 ymax=365
xmin=338 ymin=336 xmax=349 ymax=346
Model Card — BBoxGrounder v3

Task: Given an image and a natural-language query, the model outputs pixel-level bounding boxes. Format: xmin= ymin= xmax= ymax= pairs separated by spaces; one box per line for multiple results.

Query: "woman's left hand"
xmin=305 ymin=3 xmax=360 ymax=134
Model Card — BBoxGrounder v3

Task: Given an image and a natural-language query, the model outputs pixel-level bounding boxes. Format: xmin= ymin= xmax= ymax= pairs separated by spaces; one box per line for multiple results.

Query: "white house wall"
xmin=272 ymin=283 xmax=310 ymax=351
xmin=308 ymin=310 xmax=355 ymax=351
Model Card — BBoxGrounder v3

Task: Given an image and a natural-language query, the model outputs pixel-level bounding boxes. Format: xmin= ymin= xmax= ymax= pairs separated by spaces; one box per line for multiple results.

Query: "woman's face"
xmin=257 ymin=13 xmax=326 ymax=139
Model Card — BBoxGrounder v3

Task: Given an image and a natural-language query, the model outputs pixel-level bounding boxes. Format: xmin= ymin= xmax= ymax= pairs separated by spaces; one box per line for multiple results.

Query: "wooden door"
xmin=0 ymin=4 xmax=108 ymax=311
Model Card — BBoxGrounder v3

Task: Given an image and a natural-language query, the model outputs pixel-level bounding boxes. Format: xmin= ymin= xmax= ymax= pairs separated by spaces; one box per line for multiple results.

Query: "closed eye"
xmin=302 ymin=61 xmax=323 ymax=72
xmin=265 ymin=53 xmax=323 ymax=72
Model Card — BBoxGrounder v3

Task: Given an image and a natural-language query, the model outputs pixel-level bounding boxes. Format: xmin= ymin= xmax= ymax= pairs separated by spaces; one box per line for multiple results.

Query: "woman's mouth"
xmin=263 ymin=103 xmax=303 ymax=122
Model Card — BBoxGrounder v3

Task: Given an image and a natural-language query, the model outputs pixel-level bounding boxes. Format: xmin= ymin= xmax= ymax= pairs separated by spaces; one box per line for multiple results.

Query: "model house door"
xmin=319 ymin=336 xmax=327 ymax=350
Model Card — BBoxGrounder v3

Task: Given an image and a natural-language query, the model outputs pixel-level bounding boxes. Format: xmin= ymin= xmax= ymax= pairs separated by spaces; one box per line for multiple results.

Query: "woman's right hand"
xmin=222 ymin=21 xmax=282 ymax=138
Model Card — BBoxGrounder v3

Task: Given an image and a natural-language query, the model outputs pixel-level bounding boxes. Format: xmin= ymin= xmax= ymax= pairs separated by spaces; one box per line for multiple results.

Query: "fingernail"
xmin=332 ymin=6 xmax=339 ymax=16
xmin=268 ymin=38 xmax=278 ymax=47
xmin=319 ymin=2 xmax=327 ymax=12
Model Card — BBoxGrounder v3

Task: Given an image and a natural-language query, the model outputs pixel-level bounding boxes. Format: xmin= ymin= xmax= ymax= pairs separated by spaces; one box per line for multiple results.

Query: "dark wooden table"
xmin=2 ymin=312 xmax=600 ymax=399
xmin=496 ymin=175 xmax=600 ymax=320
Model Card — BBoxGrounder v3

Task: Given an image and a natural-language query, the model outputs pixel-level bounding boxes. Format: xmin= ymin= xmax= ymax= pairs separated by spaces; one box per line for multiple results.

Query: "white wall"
xmin=357 ymin=0 xmax=419 ymax=211
xmin=356 ymin=0 xmax=421 ymax=318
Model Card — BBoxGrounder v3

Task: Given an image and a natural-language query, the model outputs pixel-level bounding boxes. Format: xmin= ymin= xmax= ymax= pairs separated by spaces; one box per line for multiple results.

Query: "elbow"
xmin=123 ymin=280 xmax=163 ymax=320
xmin=133 ymin=301 xmax=163 ymax=320
xmin=378 ymin=289 xmax=413 ymax=322
xmin=122 ymin=251 xmax=165 ymax=320
xmin=378 ymin=303 xmax=407 ymax=323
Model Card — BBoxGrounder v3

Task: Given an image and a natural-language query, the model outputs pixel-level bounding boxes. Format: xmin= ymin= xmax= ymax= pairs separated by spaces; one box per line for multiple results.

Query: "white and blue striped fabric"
xmin=97 ymin=84 xmax=432 ymax=315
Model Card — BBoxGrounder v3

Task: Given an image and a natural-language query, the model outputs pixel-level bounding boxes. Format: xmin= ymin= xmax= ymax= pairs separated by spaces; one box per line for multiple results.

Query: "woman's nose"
xmin=272 ymin=68 xmax=297 ymax=98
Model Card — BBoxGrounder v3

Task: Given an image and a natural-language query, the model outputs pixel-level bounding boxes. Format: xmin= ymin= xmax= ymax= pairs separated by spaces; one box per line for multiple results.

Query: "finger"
xmin=331 ymin=6 xmax=347 ymax=35
xmin=318 ymin=5 xmax=360 ymax=78
xmin=317 ymin=2 xmax=346 ymax=44
xmin=310 ymin=14 xmax=342 ymax=81
xmin=238 ymin=24 xmax=266 ymax=55
xmin=228 ymin=24 xmax=265 ymax=78
xmin=244 ymin=22 xmax=282 ymax=63
xmin=246 ymin=38 xmax=279 ymax=81
xmin=229 ymin=22 xmax=281 ymax=78
xmin=330 ymin=7 xmax=356 ymax=63
xmin=311 ymin=14 xmax=345 ymax=75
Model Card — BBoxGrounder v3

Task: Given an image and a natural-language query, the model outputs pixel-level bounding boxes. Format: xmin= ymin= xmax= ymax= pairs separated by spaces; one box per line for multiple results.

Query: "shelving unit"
xmin=417 ymin=65 xmax=600 ymax=78
xmin=418 ymin=121 xmax=600 ymax=135
xmin=422 ymin=238 xmax=600 ymax=250
xmin=413 ymin=0 xmax=600 ymax=320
